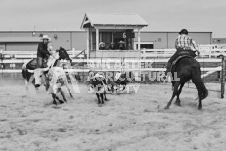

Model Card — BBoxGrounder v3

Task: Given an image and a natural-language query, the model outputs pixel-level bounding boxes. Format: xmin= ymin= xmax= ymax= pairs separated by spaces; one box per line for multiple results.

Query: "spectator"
xmin=118 ymin=40 xmax=125 ymax=50
xmin=108 ymin=42 xmax=115 ymax=50
xmin=99 ymin=42 xmax=106 ymax=50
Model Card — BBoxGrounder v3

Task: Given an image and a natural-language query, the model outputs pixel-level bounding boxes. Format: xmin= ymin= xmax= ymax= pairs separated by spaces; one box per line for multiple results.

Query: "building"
xmin=212 ymin=38 xmax=226 ymax=44
xmin=80 ymin=12 xmax=149 ymax=58
xmin=0 ymin=30 xmax=212 ymax=51
xmin=0 ymin=31 xmax=86 ymax=52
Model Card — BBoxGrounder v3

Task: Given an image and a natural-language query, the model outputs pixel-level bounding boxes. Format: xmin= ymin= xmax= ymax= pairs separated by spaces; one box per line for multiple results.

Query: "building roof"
xmin=0 ymin=37 xmax=42 ymax=43
xmin=81 ymin=12 xmax=148 ymax=29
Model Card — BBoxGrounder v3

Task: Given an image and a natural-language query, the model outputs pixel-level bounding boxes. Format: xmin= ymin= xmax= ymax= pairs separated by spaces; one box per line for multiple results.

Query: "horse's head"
xmin=57 ymin=47 xmax=72 ymax=63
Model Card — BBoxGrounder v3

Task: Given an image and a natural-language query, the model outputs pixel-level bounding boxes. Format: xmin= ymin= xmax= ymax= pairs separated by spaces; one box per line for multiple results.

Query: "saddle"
xmin=26 ymin=58 xmax=49 ymax=70
xmin=170 ymin=52 xmax=193 ymax=72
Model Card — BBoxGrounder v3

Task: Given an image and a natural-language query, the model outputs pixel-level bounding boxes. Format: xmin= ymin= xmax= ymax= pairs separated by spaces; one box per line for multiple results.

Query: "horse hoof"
xmin=53 ymin=102 xmax=57 ymax=106
xmin=175 ymin=102 xmax=181 ymax=106
xmin=198 ymin=107 xmax=202 ymax=110
xmin=70 ymin=94 xmax=73 ymax=98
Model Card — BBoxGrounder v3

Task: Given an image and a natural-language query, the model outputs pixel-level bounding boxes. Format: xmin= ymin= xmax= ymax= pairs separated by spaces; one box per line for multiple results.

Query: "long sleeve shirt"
xmin=37 ymin=42 xmax=51 ymax=58
xmin=175 ymin=34 xmax=198 ymax=51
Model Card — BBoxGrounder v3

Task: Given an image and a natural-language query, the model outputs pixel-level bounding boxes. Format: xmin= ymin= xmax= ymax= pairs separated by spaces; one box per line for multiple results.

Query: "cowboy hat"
xmin=99 ymin=42 xmax=105 ymax=46
xmin=42 ymin=35 xmax=50 ymax=40
xmin=118 ymin=40 xmax=125 ymax=44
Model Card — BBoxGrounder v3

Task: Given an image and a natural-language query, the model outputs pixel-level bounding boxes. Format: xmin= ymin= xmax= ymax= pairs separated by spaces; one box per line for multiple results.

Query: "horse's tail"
xmin=196 ymin=80 xmax=208 ymax=100
xmin=192 ymin=66 xmax=208 ymax=100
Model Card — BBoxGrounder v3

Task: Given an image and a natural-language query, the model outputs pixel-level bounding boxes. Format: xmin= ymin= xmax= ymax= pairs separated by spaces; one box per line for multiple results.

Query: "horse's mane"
xmin=58 ymin=47 xmax=71 ymax=61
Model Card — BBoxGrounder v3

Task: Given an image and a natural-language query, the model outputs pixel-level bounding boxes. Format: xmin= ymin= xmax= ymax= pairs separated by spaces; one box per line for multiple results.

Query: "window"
xmin=134 ymin=42 xmax=154 ymax=50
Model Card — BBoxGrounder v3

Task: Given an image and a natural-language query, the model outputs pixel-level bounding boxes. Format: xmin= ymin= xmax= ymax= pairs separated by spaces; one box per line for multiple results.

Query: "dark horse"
xmin=164 ymin=56 xmax=208 ymax=110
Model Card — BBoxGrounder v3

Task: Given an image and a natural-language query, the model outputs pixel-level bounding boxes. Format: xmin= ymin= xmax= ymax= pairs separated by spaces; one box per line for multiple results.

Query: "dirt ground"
xmin=0 ymin=79 xmax=226 ymax=151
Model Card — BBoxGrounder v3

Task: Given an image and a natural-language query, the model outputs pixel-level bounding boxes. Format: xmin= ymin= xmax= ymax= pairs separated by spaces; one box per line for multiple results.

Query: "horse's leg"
xmin=193 ymin=81 xmax=208 ymax=110
xmin=171 ymin=81 xmax=175 ymax=91
xmin=164 ymin=81 xmax=180 ymax=109
xmin=52 ymin=93 xmax=57 ymax=105
xmin=175 ymin=82 xmax=185 ymax=106
xmin=197 ymin=94 xmax=202 ymax=110
xmin=192 ymin=75 xmax=208 ymax=110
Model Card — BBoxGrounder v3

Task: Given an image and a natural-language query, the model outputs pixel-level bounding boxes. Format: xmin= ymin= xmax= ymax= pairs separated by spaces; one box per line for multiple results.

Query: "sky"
xmin=0 ymin=0 xmax=225 ymax=37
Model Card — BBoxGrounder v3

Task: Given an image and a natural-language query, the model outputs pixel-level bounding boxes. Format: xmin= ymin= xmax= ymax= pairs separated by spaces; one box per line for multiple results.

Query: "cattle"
xmin=22 ymin=61 xmax=49 ymax=90
xmin=33 ymin=66 xmax=73 ymax=105
xmin=88 ymin=71 xmax=109 ymax=107
xmin=110 ymin=71 xmax=135 ymax=93
xmin=22 ymin=46 xmax=71 ymax=90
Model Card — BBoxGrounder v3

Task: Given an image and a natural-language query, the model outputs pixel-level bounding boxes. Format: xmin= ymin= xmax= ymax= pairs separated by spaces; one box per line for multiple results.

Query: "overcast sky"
xmin=0 ymin=0 xmax=225 ymax=37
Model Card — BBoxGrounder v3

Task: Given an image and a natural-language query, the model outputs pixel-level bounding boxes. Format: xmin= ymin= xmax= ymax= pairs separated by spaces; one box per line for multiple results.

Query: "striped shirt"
xmin=175 ymin=34 xmax=198 ymax=51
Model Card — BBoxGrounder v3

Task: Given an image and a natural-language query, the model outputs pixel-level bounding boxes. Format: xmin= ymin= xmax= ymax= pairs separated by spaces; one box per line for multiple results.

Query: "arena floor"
xmin=0 ymin=79 xmax=226 ymax=151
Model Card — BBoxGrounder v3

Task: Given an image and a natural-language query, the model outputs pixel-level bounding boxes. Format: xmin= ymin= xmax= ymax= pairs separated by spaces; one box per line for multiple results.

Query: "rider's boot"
xmin=165 ymin=62 xmax=172 ymax=75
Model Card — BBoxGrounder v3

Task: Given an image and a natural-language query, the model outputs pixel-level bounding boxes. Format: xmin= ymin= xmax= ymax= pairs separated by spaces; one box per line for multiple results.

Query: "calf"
xmin=88 ymin=71 xmax=108 ymax=107
xmin=112 ymin=71 xmax=135 ymax=92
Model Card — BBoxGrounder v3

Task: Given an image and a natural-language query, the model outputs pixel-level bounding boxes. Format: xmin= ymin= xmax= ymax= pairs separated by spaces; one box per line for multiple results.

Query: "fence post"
xmin=72 ymin=48 xmax=75 ymax=56
xmin=220 ymin=55 xmax=225 ymax=98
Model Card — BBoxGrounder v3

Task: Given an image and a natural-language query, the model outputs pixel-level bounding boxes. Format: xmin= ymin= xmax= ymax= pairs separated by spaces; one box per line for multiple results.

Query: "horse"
xmin=22 ymin=47 xmax=71 ymax=90
xmin=31 ymin=52 xmax=74 ymax=105
xmin=164 ymin=55 xmax=208 ymax=110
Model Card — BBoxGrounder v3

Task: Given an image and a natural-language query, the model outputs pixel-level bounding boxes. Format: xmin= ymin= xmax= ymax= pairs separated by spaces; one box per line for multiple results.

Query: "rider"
xmin=166 ymin=29 xmax=200 ymax=73
xmin=37 ymin=35 xmax=52 ymax=68
xmin=36 ymin=35 xmax=52 ymax=90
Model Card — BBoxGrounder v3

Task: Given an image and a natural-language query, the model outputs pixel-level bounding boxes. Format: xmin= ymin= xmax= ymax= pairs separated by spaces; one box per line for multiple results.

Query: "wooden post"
xmin=86 ymin=28 xmax=90 ymax=59
xmin=90 ymin=28 xmax=93 ymax=50
xmin=111 ymin=32 xmax=114 ymax=43
xmin=72 ymin=48 xmax=75 ymax=56
xmin=220 ymin=55 xmax=225 ymax=98
xmin=138 ymin=29 xmax=141 ymax=51
xmin=96 ymin=28 xmax=99 ymax=51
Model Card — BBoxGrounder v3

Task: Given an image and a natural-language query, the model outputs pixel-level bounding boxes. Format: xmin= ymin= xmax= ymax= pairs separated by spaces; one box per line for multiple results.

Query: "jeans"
xmin=37 ymin=57 xmax=43 ymax=68
xmin=37 ymin=57 xmax=48 ymax=68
